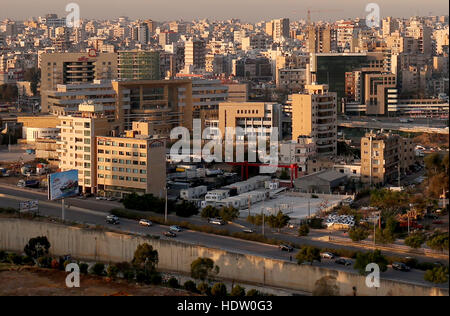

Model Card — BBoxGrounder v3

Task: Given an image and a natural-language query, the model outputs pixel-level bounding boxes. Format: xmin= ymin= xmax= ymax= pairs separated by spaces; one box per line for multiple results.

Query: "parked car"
xmin=170 ymin=225 xmax=183 ymax=232
xmin=139 ymin=219 xmax=153 ymax=227
xmin=392 ymin=262 xmax=410 ymax=272
xmin=106 ymin=215 xmax=120 ymax=225
xmin=243 ymin=229 xmax=254 ymax=234
xmin=279 ymin=244 xmax=293 ymax=252
xmin=164 ymin=231 xmax=177 ymax=238
xmin=335 ymin=258 xmax=352 ymax=266
xmin=320 ymin=252 xmax=335 ymax=259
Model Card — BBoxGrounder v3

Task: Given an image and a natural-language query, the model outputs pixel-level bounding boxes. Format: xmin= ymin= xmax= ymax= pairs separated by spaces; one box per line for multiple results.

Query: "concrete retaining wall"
xmin=0 ymin=218 xmax=447 ymax=296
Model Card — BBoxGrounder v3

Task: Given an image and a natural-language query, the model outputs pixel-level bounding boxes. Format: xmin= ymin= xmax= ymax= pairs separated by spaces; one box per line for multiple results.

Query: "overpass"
xmin=338 ymin=121 xmax=449 ymax=135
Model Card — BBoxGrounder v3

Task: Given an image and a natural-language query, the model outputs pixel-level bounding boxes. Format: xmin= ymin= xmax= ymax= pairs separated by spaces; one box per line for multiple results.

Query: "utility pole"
xmin=61 ymin=198 xmax=65 ymax=221
xmin=262 ymin=209 xmax=265 ymax=237
xmin=398 ymin=163 xmax=401 ymax=188
xmin=164 ymin=187 xmax=168 ymax=224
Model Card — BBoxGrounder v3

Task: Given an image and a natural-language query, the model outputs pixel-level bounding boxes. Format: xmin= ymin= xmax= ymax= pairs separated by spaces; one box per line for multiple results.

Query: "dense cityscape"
xmin=0 ymin=0 xmax=448 ymax=300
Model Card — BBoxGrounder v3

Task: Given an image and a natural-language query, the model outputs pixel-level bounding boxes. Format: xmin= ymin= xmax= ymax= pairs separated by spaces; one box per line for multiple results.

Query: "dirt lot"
xmin=0 ymin=264 xmax=195 ymax=296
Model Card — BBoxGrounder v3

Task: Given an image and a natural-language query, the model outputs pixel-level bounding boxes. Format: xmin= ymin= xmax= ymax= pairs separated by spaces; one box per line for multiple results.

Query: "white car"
xmin=209 ymin=218 xmax=225 ymax=225
xmin=170 ymin=225 xmax=183 ymax=232
xmin=139 ymin=219 xmax=153 ymax=227
xmin=320 ymin=252 xmax=335 ymax=259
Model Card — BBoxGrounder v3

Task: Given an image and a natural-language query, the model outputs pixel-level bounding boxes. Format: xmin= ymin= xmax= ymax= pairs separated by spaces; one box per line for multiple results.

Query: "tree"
xmin=247 ymin=214 xmax=263 ymax=226
xmin=23 ymin=67 xmax=40 ymax=95
xmin=132 ymin=244 xmax=159 ymax=272
xmin=426 ymin=231 xmax=449 ymax=252
xmin=296 ymin=246 xmax=321 ymax=265
xmin=24 ymin=236 xmax=51 ymax=259
xmin=375 ymin=228 xmax=396 ymax=245
xmin=190 ymin=257 xmax=219 ymax=281
xmin=175 ymin=201 xmax=199 ymax=217
xmin=266 ymin=211 xmax=290 ymax=232
xmin=370 ymin=189 xmax=409 ymax=215
xmin=279 ymin=169 xmax=290 ymax=180
xmin=230 ymin=285 xmax=246 ymax=297
xmin=211 ymin=283 xmax=228 ymax=297
xmin=354 ymin=250 xmax=388 ymax=275
xmin=424 ymin=266 xmax=449 ymax=284
xmin=168 ymin=277 xmax=180 ymax=288
xmin=348 ymin=227 xmax=370 ymax=242
xmin=219 ymin=206 xmax=239 ymax=222
xmin=246 ymin=289 xmax=261 ymax=297
xmin=424 ymin=153 xmax=443 ymax=176
xmin=404 ymin=232 xmax=426 ymax=249
xmin=298 ymin=224 xmax=310 ymax=237
xmin=201 ymin=205 xmax=220 ymax=219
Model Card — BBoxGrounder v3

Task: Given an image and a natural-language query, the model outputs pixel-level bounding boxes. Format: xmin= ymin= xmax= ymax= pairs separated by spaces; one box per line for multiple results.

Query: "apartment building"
xmin=96 ymin=123 xmax=166 ymax=198
xmin=224 ymin=83 xmax=248 ymax=102
xmin=290 ymin=84 xmax=337 ymax=156
xmin=279 ymin=136 xmax=316 ymax=174
xmin=218 ymin=102 xmax=282 ymax=140
xmin=360 ymin=132 xmax=415 ymax=185
xmin=58 ymin=103 xmax=114 ymax=194
xmin=40 ymin=52 xmax=117 ymax=109
xmin=307 ymin=25 xmax=335 ymax=53
xmin=266 ymin=18 xmax=290 ymax=42
xmin=191 ymin=79 xmax=229 ymax=127
xmin=185 ymin=38 xmax=206 ymax=71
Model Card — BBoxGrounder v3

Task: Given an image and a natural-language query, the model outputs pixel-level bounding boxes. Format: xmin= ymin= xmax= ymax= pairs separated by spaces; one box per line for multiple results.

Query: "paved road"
xmin=0 ymin=185 xmax=447 ymax=289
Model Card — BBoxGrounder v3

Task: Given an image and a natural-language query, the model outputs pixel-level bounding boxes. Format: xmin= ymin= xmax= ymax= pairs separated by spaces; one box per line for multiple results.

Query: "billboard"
xmin=48 ymin=170 xmax=79 ymax=201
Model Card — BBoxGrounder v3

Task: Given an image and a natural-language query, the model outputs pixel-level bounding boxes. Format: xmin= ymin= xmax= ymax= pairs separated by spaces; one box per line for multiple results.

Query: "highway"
xmin=0 ymin=184 xmax=447 ymax=290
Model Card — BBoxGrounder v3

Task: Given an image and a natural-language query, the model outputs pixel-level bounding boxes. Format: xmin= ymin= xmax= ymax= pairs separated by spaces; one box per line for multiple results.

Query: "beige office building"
xmin=96 ymin=123 xmax=166 ymax=198
xmin=290 ymin=84 xmax=337 ymax=156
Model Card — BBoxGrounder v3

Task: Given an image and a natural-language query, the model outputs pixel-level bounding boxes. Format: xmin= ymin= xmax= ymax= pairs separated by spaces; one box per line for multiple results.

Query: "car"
xmin=209 ymin=218 xmax=225 ymax=225
xmin=164 ymin=231 xmax=177 ymax=238
xmin=392 ymin=262 xmax=410 ymax=272
xmin=279 ymin=244 xmax=293 ymax=252
xmin=106 ymin=215 xmax=120 ymax=225
xmin=320 ymin=252 xmax=335 ymax=259
xmin=170 ymin=225 xmax=183 ymax=232
xmin=335 ymin=258 xmax=352 ymax=266
xmin=106 ymin=197 xmax=117 ymax=201
xmin=243 ymin=229 xmax=254 ymax=234
xmin=139 ymin=219 xmax=153 ymax=227
xmin=96 ymin=196 xmax=106 ymax=200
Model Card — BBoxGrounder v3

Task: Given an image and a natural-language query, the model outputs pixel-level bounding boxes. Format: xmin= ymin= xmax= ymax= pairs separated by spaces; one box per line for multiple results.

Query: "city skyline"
xmin=0 ymin=0 xmax=448 ymax=22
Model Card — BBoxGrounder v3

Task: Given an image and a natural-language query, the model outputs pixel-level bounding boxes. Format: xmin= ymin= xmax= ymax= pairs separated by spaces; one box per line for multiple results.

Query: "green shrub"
xmin=168 ymin=277 xmax=180 ymax=288
xmin=24 ymin=236 xmax=51 ymax=259
xmin=184 ymin=280 xmax=198 ymax=293
xmin=0 ymin=251 xmax=6 ymax=262
xmin=211 ymin=283 xmax=228 ymax=297
xmin=90 ymin=263 xmax=105 ymax=276
xmin=246 ymin=289 xmax=260 ymax=297
xmin=107 ymin=265 xmax=119 ymax=279
xmin=37 ymin=256 xmax=52 ymax=268
xmin=22 ymin=256 xmax=35 ymax=266
xmin=348 ymin=227 xmax=370 ymax=242
xmin=123 ymin=270 xmax=135 ymax=282
xmin=230 ymin=285 xmax=246 ymax=297
xmin=150 ymin=272 xmax=162 ymax=285
xmin=79 ymin=263 xmax=89 ymax=274
xmin=197 ymin=282 xmax=211 ymax=296
xmin=8 ymin=253 xmax=22 ymax=265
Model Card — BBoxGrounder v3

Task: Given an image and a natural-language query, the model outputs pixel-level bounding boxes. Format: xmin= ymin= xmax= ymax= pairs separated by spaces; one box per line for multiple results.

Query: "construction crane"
xmin=307 ymin=9 xmax=343 ymax=25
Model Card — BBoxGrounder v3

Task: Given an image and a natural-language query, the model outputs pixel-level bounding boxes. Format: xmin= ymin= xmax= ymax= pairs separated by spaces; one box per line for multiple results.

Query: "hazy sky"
xmin=1 ymin=0 xmax=448 ymax=22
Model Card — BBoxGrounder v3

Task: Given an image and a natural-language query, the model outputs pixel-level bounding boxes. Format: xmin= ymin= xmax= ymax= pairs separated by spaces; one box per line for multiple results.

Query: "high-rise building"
xmin=118 ymin=50 xmax=160 ymax=81
xmin=269 ymin=18 xmax=290 ymax=42
xmin=307 ymin=25 xmax=335 ymax=53
xmin=290 ymin=84 xmax=337 ymax=156
xmin=360 ymin=132 xmax=415 ymax=185
xmin=58 ymin=102 xmax=114 ymax=194
xmin=185 ymin=38 xmax=206 ymax=71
